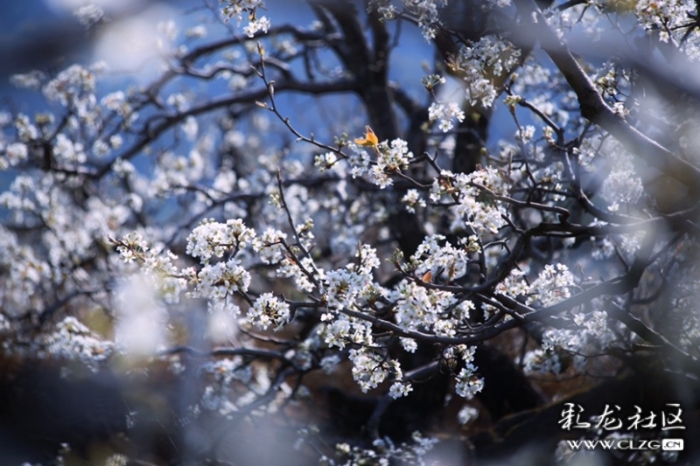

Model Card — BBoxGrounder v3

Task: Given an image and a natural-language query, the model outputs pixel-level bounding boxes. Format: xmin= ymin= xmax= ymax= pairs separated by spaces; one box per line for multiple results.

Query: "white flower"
xmin=73 ymin=4 xmax=104 ymax=26
xmin=186 ymin=25 xmax=208 ymax=39
xmin=389 ymin=381 xmax=413 ymax=398
xmin=5 ymin=142 xmax=28 ymax=166
xmin=186 ymin=219 xmax=256 ymax=263
xmin=401 ymin=189 xmax=426 ymax=213
xmin=314 ymin=151 xmax=338 ymax=172
xmin=515 ymin=125 xmax=536 ymax=144
xmin=243 ymin=16 xmax=271 ymax=37
xmin=10 ymin=70 xmax=46 ymax=89
xmin=455 ymin=368 xmax=484 ymax=399
xmin=247 ymin=293 xmax=290 ymax=330
xmin=348 ymin=348 xmax=399 ymax=392
xmin=400 ymin=337 xmax=418 ymax=353
xmin=182 ymin=116 xmax=199 ymax=141
xmin=527 ymin=264 xmax=575 ymax=306
xmin=253 ymin=227 xmax=287 ymax=264
xmin=428 ymin=102 xmax=465 ymax=132
xmin=457 ymin=405 xmax=479 ymax=425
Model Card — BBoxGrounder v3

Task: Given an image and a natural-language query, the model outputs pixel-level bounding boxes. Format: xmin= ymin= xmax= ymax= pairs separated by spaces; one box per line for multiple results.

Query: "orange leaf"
xmin=354 ymin=125 xmax=378 ymax=147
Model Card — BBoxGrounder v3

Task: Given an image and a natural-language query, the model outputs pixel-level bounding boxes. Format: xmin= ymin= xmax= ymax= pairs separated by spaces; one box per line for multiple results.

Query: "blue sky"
xmin=0 ymin=0 xmax=515 ymax=160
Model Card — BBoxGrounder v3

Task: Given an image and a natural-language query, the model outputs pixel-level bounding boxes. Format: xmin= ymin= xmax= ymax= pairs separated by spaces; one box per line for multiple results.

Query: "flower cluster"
xmin=370 ymin=0 xmax=448 ymax=41
xmin=428 ymin=101 xmax=465 ymax=132
xmin=220 ymin=0 xmax=270 ymax=38
xmin=43 ymin=64 xmax=98 ymax=106
xmin=187 ymin=219 xmax=256 ymax=263
xmin=401 ymin=189 xmax=426 ymax=213
xmin=599 ymin=143 xmax=643 ymax=212
xmin=246 ymin=293 xmax=290 ymax=330
xmin=38 ymin=317 xmax=114 ymax=372
xmin=430 ymin=167 xmax=509 ymax=236
xmin=73 ymin=4 xmax=105 ymax=26
xmin=327 ymin=432 xmax=438 ymax=466
xmin=452 ymin=346 xmax=483 ymax=399
xmin=244 ymin=16 xmax=271 ymax=38
xmin=527 ymin=307 xmax=616 ymax=376
xmin=116 ymin=232 xmax=190 ymax=304
xmin=634 ymin=0 xmax=696 ymax=47
xmin=0 ymin=0 xmax=694 ymax=462
xmin=252 ymin=227 xmax=287 ymax=264
xmin=523 ymin=349 xmax=562 ymax=375
xmin=527 ymin=264 xmax=575 ymax=307
xmin=1 ymin=142 xmax=28 ymax=169
xmin=348 ymin=348 xmax=402 ymax=393
xmin=201 ymin=356 xmax=255 ymax=417
xmin=370 ymin=139 xmax=413 ymax=188
xmin=450 ymin=36 xmax=521 ymax=108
